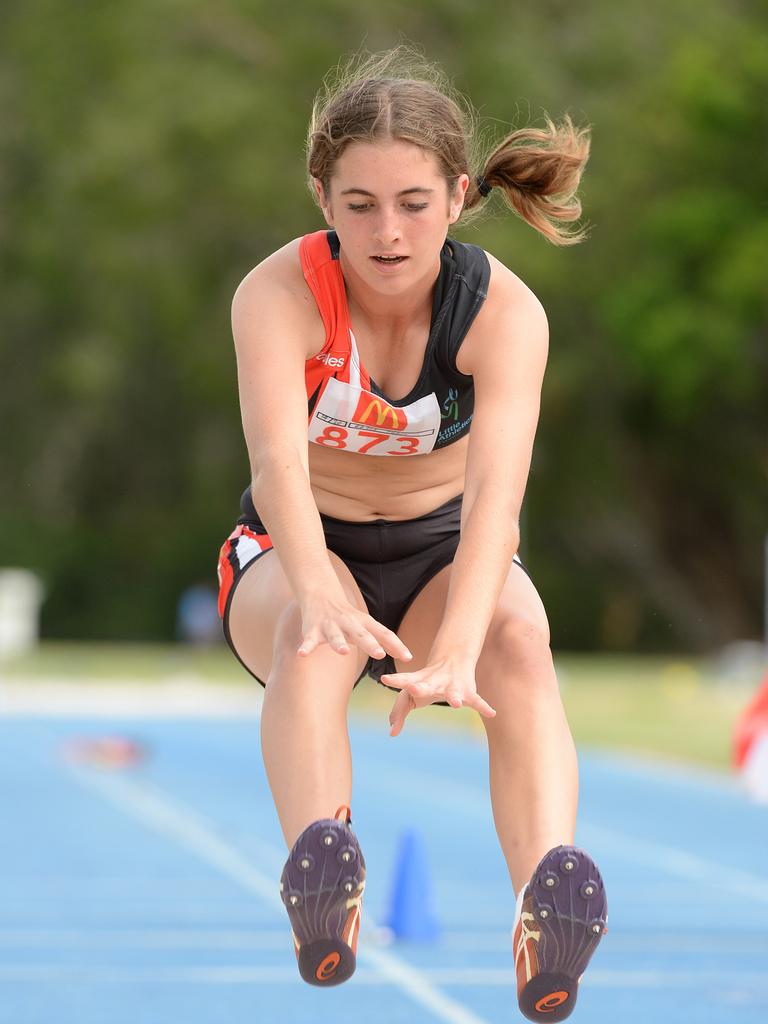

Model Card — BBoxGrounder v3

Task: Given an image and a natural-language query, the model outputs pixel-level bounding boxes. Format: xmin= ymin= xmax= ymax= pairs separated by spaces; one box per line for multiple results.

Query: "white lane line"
xmin=367 ymin=760 xmax=768 ymax=903
xmin=0 ymin=964 xmax=766 ymax=990
xmin=583 ymin=747 xmax=742 ymax=793
xmin=70 ymin=768 xmax=492 ymax=1024
xmin=3 ymin=933 xmax=765 ymax=954
xmin=578 ymin=823 xmax=768 ymax=904
xmin=0 ymin=930 xmax=291 ymax=949
xmin=0 ymin=965 xmax=359 ymax=983
xmin=3 ymin=928 xmax=767 ymax=955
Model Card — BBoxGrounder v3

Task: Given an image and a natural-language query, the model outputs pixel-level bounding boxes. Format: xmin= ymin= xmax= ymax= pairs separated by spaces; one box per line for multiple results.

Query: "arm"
xmin=430 ymin=272 xmax=549 ymax=662
xmin=232 ymin=252 xmax=412 ymax=664
xmin=380 ymin=265 xmax=550 ymax=735
xmin=231 ymin=253 xmax=345 ymax=606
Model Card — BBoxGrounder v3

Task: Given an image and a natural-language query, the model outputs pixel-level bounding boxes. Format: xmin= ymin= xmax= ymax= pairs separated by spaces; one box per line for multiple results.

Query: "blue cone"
xmin=383 ymin=828 xmax=441 ymax=942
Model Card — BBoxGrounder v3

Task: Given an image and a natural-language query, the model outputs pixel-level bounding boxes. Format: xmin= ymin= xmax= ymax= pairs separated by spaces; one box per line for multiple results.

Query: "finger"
xmin=379 ymin=668 xmax=428 ymax=689
xmin=467 ymin=693 xmax=497 ymax=718
xmin=355 ymin=629 xmax=387 ymax=659
xmin=328 ymin=616 xmax=385 ymax=659
xmin=297 ymin=634 xmax=318 ymax=656
xmin=348 ymin=617 xmax=392 ymax=659
xmin=444 ymin=690 xmax=464 ymax=709
xmin=381 ymin=679 xmax=427 ymax=702
xmin=373 ymin=626 xmax=413 ymax=662
xmin=321 ymin=624 xmax=349 ymax=654
xmin=404 ymin=681 xmax=430 ymax=704
xmin=395 ymin=681 xmax=437 ymax=710
xmin=388 ymin=690 xmax=413 ymax=738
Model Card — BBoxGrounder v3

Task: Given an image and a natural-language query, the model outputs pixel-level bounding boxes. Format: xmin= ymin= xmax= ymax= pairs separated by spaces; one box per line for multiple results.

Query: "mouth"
xmin=371 ymin=255 xmax=408 ymax=265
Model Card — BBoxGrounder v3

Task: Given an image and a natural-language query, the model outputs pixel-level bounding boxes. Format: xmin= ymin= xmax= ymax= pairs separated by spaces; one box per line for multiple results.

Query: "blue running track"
xmin=1 ymin=709 xmax=766 ymax=1023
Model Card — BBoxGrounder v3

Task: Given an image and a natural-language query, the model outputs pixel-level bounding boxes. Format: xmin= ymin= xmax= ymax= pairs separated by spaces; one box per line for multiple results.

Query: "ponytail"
xmin=467 ymin=114 xmax=592 ymax=246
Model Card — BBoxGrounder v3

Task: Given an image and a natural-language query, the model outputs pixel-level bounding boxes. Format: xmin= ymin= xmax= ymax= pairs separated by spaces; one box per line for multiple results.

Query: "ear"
xmin=448 ymin=173 xmax=469 ymax=225
xmin=313 ymin=177 xmax=335 ymax=228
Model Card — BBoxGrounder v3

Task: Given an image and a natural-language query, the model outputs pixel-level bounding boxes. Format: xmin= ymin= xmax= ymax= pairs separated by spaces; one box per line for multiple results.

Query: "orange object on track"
xmin=732 ymin=671 xmax=768 ymax=769
xmin=62 ymin=735 xmax=147 ymax=769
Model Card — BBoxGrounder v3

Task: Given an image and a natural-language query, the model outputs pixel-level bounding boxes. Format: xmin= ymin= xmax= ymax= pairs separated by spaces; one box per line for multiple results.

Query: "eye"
xmin=346 ymin=202 xmax=429 ymax=213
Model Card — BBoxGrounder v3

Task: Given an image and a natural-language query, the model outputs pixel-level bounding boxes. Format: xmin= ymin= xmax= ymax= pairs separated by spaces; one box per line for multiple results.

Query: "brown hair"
xmin=307 ymin=45 xmax=592 ymax=246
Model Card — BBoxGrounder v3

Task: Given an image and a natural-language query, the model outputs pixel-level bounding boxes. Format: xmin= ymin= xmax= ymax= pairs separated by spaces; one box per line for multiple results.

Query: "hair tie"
xmin=476 ymin=175 xmax=493 ymax=197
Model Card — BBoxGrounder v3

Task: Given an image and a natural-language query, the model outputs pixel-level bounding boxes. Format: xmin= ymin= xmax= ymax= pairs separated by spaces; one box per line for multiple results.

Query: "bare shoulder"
xmin=457 ymin=248 xmax=548 ymax=375
xmin=231 ymin=238 xmax=324 ymax=471
xmin=485 ymin=250 xmax=544 ymax=307
xmin=231 ymin=236 xmax=324 ymax=360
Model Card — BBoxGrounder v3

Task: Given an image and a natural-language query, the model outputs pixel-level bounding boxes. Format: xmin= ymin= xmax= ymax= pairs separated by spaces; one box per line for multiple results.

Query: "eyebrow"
xmin=339 ymin=187 xmax=435 ymax=197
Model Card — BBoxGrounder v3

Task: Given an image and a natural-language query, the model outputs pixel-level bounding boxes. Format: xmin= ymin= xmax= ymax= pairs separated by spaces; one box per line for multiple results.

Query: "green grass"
xmin=556 ymin=655 xmax=747 ymax=772
xmin=1 ymin=643 xmax=756 ymax=772
xmin=0 ymin=641 xmax=245 ymax=683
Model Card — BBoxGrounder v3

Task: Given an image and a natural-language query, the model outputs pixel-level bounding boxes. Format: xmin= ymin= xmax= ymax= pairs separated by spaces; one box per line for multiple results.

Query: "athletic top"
xmin=301 ymin=229 xmax=491 ymax=457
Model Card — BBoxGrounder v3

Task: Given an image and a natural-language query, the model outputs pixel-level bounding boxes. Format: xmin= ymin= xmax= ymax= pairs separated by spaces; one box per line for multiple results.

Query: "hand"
xmin=297 ymin=592 xmax=413 ymax=664
xmin=381 ymin=653 xmax=496 ymax=737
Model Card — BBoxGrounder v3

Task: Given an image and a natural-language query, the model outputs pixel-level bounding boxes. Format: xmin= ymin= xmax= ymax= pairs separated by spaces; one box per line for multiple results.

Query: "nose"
xmin=372 ymin=206 xmax=402 ymax=246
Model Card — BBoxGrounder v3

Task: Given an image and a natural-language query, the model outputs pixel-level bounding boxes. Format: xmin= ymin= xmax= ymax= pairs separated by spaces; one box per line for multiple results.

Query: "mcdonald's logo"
xmin=353 ymin=395 xmax=408 ymax=429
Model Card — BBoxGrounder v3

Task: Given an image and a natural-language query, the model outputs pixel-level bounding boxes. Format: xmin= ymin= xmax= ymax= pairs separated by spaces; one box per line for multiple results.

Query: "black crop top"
xmin=300 ymin=228 xmax=491 ymax=456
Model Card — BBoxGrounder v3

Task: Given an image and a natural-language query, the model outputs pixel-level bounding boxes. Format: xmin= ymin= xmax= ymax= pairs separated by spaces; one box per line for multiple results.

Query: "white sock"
xmin=513 ymin=883 xmax=526 ymax=926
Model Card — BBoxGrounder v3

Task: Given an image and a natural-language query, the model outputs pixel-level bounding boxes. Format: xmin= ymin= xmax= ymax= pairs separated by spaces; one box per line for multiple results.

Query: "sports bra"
xmin=301 ymin=229 xmax=490 ymax=457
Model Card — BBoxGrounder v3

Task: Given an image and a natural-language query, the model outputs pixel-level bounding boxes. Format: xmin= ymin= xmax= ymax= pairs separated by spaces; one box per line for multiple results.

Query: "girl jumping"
xmin=217 ymin=46 xmax=607 ymax=1021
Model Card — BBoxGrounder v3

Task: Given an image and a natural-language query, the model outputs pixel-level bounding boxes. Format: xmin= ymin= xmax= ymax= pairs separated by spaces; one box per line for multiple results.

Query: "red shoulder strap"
xmin=299 ymin=231 xmax=351 ymax=356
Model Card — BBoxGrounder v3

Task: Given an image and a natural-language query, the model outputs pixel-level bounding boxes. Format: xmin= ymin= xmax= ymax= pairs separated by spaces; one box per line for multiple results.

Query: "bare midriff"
xmin=308 ymin=436 xmax=468 ymax=522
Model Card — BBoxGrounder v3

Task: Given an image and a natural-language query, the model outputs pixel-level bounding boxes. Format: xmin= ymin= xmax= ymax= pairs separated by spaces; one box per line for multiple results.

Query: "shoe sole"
xmin=280 ymin=816 xmax=366 ymax=987
xmin=517 ymin=845 xmax=607 ymax=1022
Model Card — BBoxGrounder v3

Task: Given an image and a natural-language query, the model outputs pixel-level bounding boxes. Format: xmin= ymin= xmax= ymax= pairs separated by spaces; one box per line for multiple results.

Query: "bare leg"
xmin=260 ymin=604 xmax=366 ymax=849
xmin=226 ymin=550 xmax=369 ymax=852
xmin=479 ymin=627 xmax=578 ymax=894
xmin=266 ymin=612 xmax=370 ymax=987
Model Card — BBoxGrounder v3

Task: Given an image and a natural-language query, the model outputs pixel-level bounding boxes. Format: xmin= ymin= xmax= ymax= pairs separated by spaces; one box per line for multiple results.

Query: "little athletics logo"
xmin=441 ymin=387 xmax=459 ymax=421
xmin=437 ymin=416 xmax=472 ymax=442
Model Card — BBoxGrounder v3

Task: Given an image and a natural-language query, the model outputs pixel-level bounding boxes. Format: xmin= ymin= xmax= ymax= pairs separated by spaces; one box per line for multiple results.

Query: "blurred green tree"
xmin=0 ymin=0 xmax=764 ymax=649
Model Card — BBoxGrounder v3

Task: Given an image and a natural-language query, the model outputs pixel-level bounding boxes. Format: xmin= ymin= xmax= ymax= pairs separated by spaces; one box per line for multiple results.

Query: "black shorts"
xmin=216 ymin=490 xmax=529 ymax=701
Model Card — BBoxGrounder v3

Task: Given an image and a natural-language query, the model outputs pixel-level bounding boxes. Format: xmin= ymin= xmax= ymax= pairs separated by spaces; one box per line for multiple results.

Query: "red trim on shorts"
xmin=216 ymin=523 xmax=272 ymax=618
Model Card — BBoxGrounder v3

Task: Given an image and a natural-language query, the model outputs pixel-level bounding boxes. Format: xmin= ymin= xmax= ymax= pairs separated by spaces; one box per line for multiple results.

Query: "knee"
xmin=269 ymin=601 xmax=366 ymax=691
xmin=477 ymin=615 xmax=560 ymax=722
xmin=481 ymin=613 xmax=554 ymax=677
xmin=273 ymin=601 xmax=304 ymax=649
xmin=270 ymin=601 xmax=315 ymax=674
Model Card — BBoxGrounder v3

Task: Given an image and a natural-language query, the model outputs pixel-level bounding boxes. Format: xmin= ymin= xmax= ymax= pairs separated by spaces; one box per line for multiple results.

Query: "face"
xmin=313 ymin=139 xmax=468 ymax=292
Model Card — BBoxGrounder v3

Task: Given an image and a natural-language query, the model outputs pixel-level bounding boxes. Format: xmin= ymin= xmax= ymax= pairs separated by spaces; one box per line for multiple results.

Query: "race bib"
xmin=308 ymin=376 xmax=441 ymax=456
